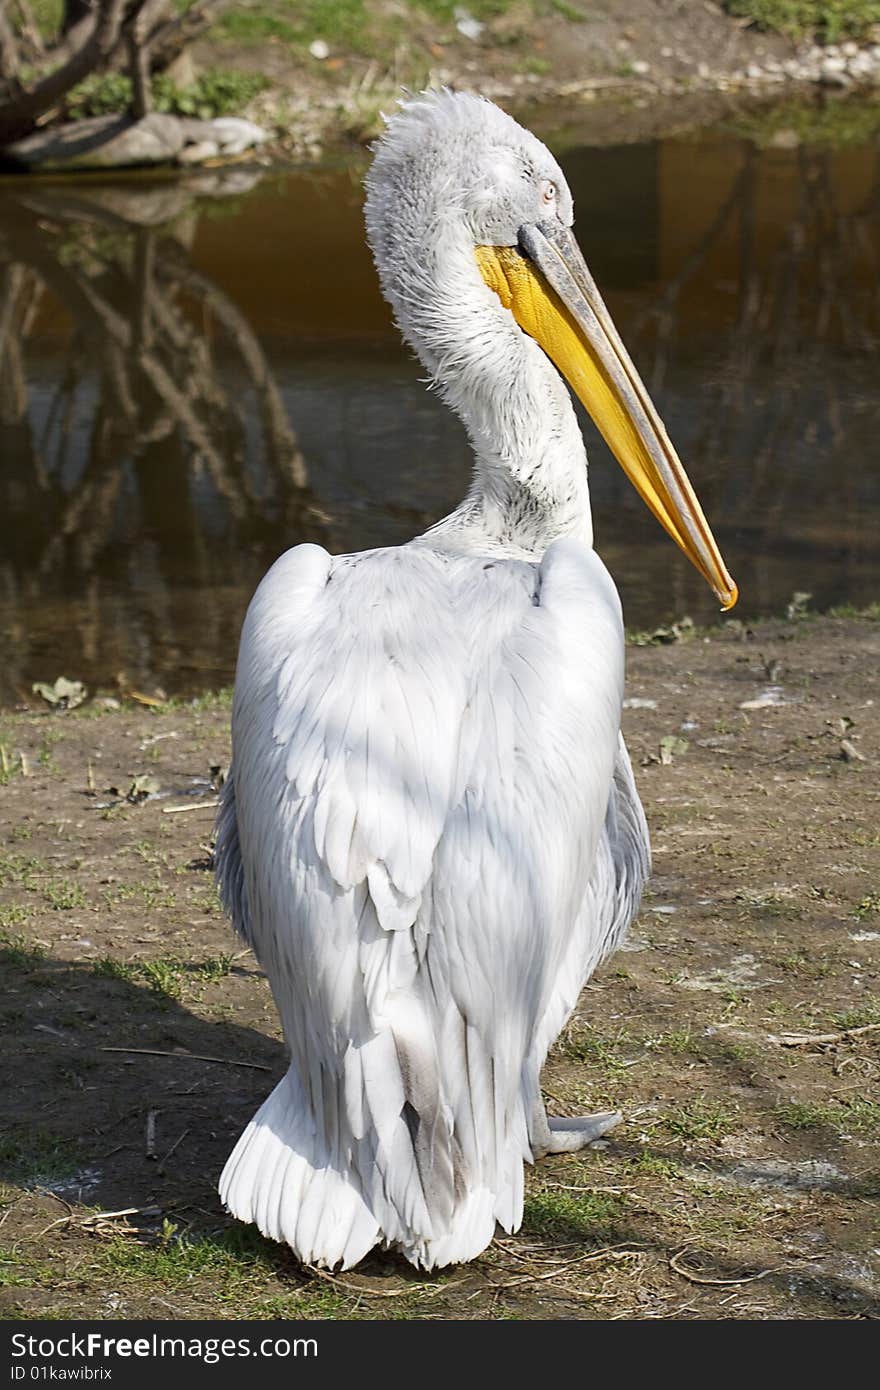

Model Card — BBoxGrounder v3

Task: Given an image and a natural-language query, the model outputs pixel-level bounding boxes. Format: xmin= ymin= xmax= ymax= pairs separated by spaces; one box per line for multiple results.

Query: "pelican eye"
xmin=540 ymin=180 xmax=557 ymax=206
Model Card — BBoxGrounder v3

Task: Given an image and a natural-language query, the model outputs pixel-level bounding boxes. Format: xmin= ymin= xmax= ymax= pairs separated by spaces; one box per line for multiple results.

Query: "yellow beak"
xmin=475 ymin=226 xmax=737 ymax=610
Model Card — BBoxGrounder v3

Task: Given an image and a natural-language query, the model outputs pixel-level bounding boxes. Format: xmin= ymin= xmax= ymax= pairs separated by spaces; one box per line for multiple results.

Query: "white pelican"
xmin=214 ymin=90 xmax=737 ymax=1271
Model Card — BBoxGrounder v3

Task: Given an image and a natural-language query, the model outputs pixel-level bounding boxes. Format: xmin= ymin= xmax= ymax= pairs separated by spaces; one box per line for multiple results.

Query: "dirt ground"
xmin=195 ymin=1 xmax=851 ymax=158
xmin=0 ymin=610 xmax=878 ymax=1321
xmin=203 ymin=0 xmax=796 ymax=105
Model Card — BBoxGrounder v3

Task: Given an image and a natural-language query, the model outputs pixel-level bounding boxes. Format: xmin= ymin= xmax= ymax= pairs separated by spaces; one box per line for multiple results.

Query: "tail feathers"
xmin=219 ymin=1066 xmax=529 ymax=1270
xmin=219 ymin=1072 xmax=381 ymax=1270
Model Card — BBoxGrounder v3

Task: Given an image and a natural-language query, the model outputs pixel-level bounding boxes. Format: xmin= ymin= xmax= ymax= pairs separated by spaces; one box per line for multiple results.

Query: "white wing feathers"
xmin=216 ymin=535 xmax=647 ymax=1268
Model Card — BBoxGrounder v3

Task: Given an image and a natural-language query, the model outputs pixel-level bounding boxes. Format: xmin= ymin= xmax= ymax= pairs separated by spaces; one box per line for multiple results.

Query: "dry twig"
xmin=772 ymin=1023 xmax=880 ymax=1048
xmin=100 ymin=1046 xmax=271 ymax=1072
xmin=669 ymin=1248 xmax=774 ymax=1287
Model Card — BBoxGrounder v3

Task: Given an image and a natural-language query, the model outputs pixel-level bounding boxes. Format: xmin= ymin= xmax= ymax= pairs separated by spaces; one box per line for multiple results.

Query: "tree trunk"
xmin=127 ymin=28 xmax=152 ymax=118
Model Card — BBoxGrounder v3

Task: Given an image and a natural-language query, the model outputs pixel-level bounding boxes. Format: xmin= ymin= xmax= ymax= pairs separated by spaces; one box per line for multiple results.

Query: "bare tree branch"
xmin=127 ymin=23 xmax=153 ymax=118
xmin=14 ymin=0 xmax=46 ymax=55
xmin=0 ymin=0 xmax=136 ymax=145
xmin=0 ymin=6 xmax=22 ymax=83
xmin=145 ymin=0 xmax=234 ymax=74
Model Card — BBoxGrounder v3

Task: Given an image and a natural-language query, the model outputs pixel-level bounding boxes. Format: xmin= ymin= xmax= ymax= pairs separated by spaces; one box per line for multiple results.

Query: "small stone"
xmin=309 ymin=39 xmax=329 ymax=59
xmin=769 ymin=129 xmax=800 ymax=149
xmin=454 ymin=7 xmax=484 ymax=41
xmin=631 ymin=59 xmax=650 ymax=74
xmin=840 ymin=739 xmax=865 ymax=763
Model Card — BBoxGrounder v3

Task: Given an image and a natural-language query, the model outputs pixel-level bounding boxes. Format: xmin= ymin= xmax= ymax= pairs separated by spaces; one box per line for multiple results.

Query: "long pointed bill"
xmin=475 ymin=223 xmax=738 ymax=610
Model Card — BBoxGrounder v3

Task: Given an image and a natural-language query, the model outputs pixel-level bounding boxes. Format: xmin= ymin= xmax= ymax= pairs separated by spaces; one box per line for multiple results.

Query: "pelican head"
xmin=365 ymin=89 xmax=737 ymax=609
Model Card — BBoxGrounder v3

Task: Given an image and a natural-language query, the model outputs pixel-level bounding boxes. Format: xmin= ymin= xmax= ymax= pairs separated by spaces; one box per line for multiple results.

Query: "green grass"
xmin=0 ymin=854 xmax=44 ymax=889
xmin=0 ymin=933 xmax=46 ymax=967
xmin=65 ymin=70 xmax=269 ymax=122
xmin=828 ymin=600 xmax=880 ymax=620
xmin=219 ymin=0 xmax=368 ymax=50
xmin=93 ymin=953 xmax=235 ymax=999
xmin=0 ymin=742 xmax=19 ymax=786
xmin=0 ymin=1132 xmax=79 ymax=1188
xmin=92 ymin=957 xmax=139 ymax=984
xmin=218 ymin=0 xmax=519 ymax=53
xmin=43 ymin=879 xmax=86 ymax=911
xmin=725 ymin=1 xmax=880 ymax=42
xmin=104 ymin=880 xmax=176 ymax=911
xmin=855 ymin=893 xmax=880 ymax=919
xmin=831 ymin=1002 xmax=880 ymax=1030
xmin=549 ymin=0 xmax=592 ymax=19
xmin=648 ymin=1028 xmax=697 ymax=1055
xmin=664 ymin=1098 xmax=739 ymax=1142
xmin=777 ymin=1099 xmax=880 ymax=1137
xmin=93 ymin=1226 xmax=345 ymax=1316
xmin=776 ymin=949 xmax=831 ymax=979
xmin=555 ymin=1023 xmax=633 ymax=1071
xmin=0 ymin=1244 xmax=54 ymax=1290
xmin=629 ymin=1151 xmax=681 ymax=1177
xmin=0 ymin=904 xmax=29 ymax=930
xmin=522 ymin=1188 xmax=624 ymax=1240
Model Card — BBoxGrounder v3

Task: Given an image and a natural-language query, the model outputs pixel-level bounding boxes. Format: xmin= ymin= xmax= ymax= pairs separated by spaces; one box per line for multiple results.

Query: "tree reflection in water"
xmin=0 ymin=171 xmax=329 ymax=704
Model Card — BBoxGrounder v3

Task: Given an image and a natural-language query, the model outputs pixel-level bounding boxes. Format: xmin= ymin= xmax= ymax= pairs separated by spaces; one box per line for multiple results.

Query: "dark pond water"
xmin=1 ymin=108 xmax=879 ymax=706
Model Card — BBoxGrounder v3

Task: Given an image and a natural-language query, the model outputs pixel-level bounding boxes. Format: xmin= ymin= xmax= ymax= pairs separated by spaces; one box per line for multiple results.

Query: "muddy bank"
xmin=0 ymin=610 xmax=878 ymax=1320
xmin=191 ymin=1 xmax=880 ymax=158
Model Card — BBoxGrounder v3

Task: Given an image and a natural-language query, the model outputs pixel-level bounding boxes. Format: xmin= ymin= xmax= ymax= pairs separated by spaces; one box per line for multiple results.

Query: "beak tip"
xmin=718 ymin=580 xmax=739 ymax=612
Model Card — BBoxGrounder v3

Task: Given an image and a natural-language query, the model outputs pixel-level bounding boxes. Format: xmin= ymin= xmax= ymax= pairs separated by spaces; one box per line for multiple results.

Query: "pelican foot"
xmin=543 ymin=1111 xmax=622 ymax=1154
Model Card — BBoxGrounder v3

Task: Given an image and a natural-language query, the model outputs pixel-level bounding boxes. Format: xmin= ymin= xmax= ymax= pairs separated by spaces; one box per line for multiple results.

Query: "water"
xmin=1 ymin=107 xmax=878 ymax=706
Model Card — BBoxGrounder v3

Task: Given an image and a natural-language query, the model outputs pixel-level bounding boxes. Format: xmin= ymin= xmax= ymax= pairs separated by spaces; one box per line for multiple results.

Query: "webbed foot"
xmin=545 ymin=1111 xmax=622 ymax=1153
xmin=530 ymin=1107 xmax=622 ymax=1158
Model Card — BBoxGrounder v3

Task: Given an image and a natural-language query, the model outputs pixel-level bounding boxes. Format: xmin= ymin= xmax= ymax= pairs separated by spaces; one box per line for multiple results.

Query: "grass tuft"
xmin=522 ymin=1189 xmax=624 ymax=1240
xmin=0 ymin=1132 xmax=79 ymax=1187
xmin=725 ymin=1 xmax=880 ymax=43
xmin=664 ymin=1098 xmax=739 ymax=1142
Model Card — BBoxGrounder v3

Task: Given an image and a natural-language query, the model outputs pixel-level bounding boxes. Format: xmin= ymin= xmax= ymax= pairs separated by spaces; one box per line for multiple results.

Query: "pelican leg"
xmin=529 ymin=1097 xmax=622 ymax=1158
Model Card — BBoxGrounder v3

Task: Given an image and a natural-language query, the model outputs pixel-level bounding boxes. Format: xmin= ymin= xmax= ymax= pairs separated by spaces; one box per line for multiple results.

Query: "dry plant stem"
xmin=487 ymin=1245 xmax=646 ymax=1291
xmin=305 ymin=1264 xmax=429 ymax=1299
xmin=774 ymin=1023 xmax=880 ymax=1047
xmin=162 ymin=800 xmax=220 ymax=815
xmin=669 ymin=1249 xmax=774 ymax=1287
xmin=101 ymin=1046 xmax=271 ymax=1071
xmin=145 ymin=1109 xmax=157 ymax=1160
xmin=159 ymin=1129 xmax=189 ymax=1167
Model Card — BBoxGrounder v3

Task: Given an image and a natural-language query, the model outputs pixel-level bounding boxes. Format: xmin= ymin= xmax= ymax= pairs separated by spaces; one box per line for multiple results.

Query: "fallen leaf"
xmin=659 ymin=735 xmax=689 ymax=765
xmin=126 ymin=689 xmax=167 ymax=708
xmin=127 ymin=775 xmax=161 ymax=803
xmin=32 ymin=677 xmax=87 ymax=711
xmin=786 ymin=591 xmax=812 ymax=620
xmin=740 ymin=686 xmax=787 ymax=711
